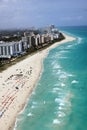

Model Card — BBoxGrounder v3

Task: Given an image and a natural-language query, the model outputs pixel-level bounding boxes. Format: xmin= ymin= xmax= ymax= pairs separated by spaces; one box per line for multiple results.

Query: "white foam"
xmin=58 ymin=56 xmax=68 ymax=59
xmin=44 ymin=101 xmax=46 ymax=104
xmin=58 ymin=106 xmax=63 ymax=110
xmin=31 ymin=105 xmax=35 ymax=109
xmin=77 ymin=37 xmax=82 ymax=44
xmin=67 ymin=44 xmax=74 ymax=48
xmin=71 ymin=80 xmax=78 ymax=84
xmin=61 ymin=83 xmax=65 ymax=87
xmin=59 ymin=74 xmax=67 ymax=79
xmin=53 ymin=64 xmax=62 ymax=69
xmin=27 ymin=112 xmax=32 ymax=117
xmin=59 ymin=50 xmax=69 ymax=53
xmin=57 ymin=69 xmax=61 ymax=75
xmin=54 ymin=83 xmax=60 ymax=87
xmin=68 ymin=74 xmax=74 ymax=77
xmin=55 ymin=98 xmax=63 ymax=103
xmin=53 ymin=87 xmax=60 ymax=91
xmin=53 ymin=119 xmax=60 ymax=124
xmin=32 ymin=91 xmax=35 ymax=95
xmin=59 ymin=72 xmax=74 ymax=79
xmin=51 ymin=61 xmax=56 ymax=66
xmin=32 ymin=101 xmax=37 ymax=105
xmin=55 ymin=53 xmax=62 ymax=58
xmin=58 ymin=112 xmax=65 ymax=117
xmin=52 ymin=88 xmax=61 ymax=93
xmin=55 ymin=98 xmax=58 ymax=102
xmin=38 ymin=83 xmax=41 ymax=85
xmin=13 ymin=117 xmax=22 ymax=130
xmin=59 ymin=102 xmax=65 ymax=106
xmin=13 ymin=127 xmax=17 ymax=130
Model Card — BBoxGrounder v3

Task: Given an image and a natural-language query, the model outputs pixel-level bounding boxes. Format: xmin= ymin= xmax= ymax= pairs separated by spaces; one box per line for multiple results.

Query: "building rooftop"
xmin=0 ymin=41 xmax=22 ymax=46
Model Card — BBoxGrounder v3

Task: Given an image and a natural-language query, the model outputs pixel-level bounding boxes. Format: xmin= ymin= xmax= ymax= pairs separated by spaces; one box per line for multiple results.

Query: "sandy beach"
xmin=0 ymin=33 xmax=76 ymax=130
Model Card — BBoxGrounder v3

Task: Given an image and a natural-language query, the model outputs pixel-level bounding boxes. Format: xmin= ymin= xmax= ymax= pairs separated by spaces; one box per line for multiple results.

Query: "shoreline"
xmin=0 ymin=33 xmax=76 ymax=130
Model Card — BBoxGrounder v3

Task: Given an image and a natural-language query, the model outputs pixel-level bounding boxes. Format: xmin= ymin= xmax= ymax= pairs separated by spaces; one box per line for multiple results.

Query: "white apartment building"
xmin=53 ymin=33 xmax=59 ymax=39
xmin=22 ymin=37 xmax=28 ymax=49
xmin=0 ymin=41 xmax=23 ymax=58
xmin=40 ymin=35 xmax=45 ymax=44
xmin=35 ymin=34 xmax=41 ymax=46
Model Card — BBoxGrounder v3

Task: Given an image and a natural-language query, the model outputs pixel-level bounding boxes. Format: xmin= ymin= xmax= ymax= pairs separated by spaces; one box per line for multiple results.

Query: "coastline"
xmin=0 ymin=33 xmax=76 ymax=130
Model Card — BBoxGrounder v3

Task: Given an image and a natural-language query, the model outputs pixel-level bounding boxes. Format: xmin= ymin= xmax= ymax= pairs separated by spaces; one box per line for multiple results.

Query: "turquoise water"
xmin=14 ymin=26 xmax=87 ymax=130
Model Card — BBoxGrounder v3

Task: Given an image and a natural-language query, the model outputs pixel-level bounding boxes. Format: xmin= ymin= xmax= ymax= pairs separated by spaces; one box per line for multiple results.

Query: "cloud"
xmin=0 ymin=0 xmax=16 ymax=4
xmin=0 ymin=0 xmax=86 ymax=29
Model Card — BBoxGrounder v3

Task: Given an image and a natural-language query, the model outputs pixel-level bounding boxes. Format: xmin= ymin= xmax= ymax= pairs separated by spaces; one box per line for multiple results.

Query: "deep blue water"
xmin=14 ymin=26 xmax=87 ymax=130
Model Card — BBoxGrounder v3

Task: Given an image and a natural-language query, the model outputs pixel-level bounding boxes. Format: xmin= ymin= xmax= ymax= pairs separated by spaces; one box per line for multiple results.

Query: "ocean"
xmin=14 ymin=26 xmax=87 ymax=130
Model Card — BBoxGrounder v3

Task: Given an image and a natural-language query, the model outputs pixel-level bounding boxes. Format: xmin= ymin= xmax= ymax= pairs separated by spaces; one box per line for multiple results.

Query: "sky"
xmin=0 ymin=0 xmax=87 ymax=29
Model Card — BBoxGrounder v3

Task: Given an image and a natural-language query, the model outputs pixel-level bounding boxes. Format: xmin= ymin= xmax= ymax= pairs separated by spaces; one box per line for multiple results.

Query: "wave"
xmin=31 ymin=105 xmax=36 ymax=109
xmin=55 ymin=98 xmax=68 ymax=105
xmin=59 ymin=50 xmax=69 ymax=53
xmin=71 ymin=80 xmax=78 ymax=84
xmin=54 ymin=83 xmax=60 ymax=87
xmin=55 ymin=98 xmax=63 ymax=103
xmin=52 ymin=87 xmax=61 ymax=93
xmin=51 ymin=50 xmax=68 ymax=59
xmin=27 ymin=112 xmax=33 ymax=117
xmin=58 ymin=106 xmax=63 ymax=110
xmin=61 ymin=83 xmax=66 ymax=87
xmin=66 ymin=44 xmax=75 ymax=48
xmin=13 ymin=117 xmax=23 ymax=130
xmin=58 ymin=72 xmax=73 ymax=79
xmin=59 ymin=74 xmax=67 ymax=79
xmin=53 ymin=119 xmax=60 ymax=124
xmin=55 ymin=92 xmax=73 ymax=109
xmin=32 ymin=91 xmax=36 ymax=95
xmin=59 ymin=102 xmax=65 ymax=106
xmin=13 ymin=93 xmax=32 ymax=130
xmin=54 ymin=53 xmax=62 ymax=57
xmin=32 ymin=101 xmax=38 ymax=105
xmin=53 ymin=63 xmax=62 ymax=69
xmin=53 ymin=87 xmax=61 ymax=91
xmin=58 ymin=112 xmax=66 ymax=117
xmin=77 ymin=37 xmax=82 ymax=44
xmin=58 ymin=56 xmax=68 ymax=59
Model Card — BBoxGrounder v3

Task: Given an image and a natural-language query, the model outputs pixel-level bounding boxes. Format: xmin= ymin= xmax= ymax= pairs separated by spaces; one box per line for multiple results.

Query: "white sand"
xmin=0 ymin=33 xmax=76 ymax=130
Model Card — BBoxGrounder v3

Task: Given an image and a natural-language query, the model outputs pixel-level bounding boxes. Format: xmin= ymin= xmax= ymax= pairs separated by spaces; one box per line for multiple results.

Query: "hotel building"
xmin=0 ymin=41 xmax=24 ymax=58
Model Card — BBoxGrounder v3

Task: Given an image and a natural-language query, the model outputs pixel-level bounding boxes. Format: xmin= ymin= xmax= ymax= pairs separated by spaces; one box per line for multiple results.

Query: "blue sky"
xmin=0 ymin=0 xmax=87 ymax=29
